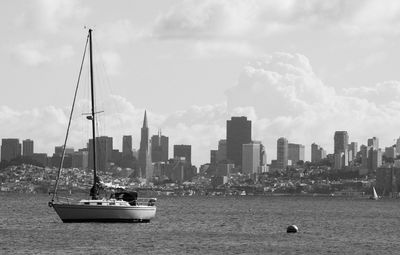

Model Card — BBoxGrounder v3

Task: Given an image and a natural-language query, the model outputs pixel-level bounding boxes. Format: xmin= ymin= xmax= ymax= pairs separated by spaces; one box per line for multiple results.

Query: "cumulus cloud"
xmin=13 ymin=40 xmax=74 ymax=66
xmin=19 ymin=0 xmax=89 ymax=33
xmin=152 ymin=0 xmax=400 ymax=39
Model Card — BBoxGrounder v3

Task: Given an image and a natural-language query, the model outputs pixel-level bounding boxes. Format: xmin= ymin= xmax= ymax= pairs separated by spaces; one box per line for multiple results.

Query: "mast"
xmin=88 ymin=29 xmax=99 ymax=199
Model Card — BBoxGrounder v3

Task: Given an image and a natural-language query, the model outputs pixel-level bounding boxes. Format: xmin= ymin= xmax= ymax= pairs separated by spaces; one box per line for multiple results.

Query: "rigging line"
xmin=51 ymin=34 xmax=90 ymax=204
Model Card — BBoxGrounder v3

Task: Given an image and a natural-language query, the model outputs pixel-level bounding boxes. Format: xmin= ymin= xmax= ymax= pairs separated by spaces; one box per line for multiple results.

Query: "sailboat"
xmin=369 ymin=186 xmax=379 ymax=200
xmin=48 ymin=29 xmax=157 ymax=223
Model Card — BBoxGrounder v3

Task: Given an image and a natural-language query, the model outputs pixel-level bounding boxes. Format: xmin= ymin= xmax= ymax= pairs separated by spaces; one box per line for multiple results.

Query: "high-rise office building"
xmin=348 ymin=142 xmax=358 ymax=160
xmin=242 ymin=143 xmax=260 ymax=174
xmin=216 ymin=139 xmax=227 ymax=163
xmin=367 ymin=137 xmax=379 ymax=150
xmin=288 ymin=143 xmax=305 ymax=165
xmin=226 ymin=117 xmax=251 ymax=167
xmin=54 ymin=145 xmax=74 ymax=156
xmin=138 ymin=111 xmax=153 ymax=178
xmin=22 ymin=139 xmax=34 ymax=157
xmin=122 ymin=135 xmax=132 ymax=158
xmin=311 ymin=143 xmax=326 ymax=162
xmin=88 ymin=136 xmax=113 ymax=172
xmin=151 ymin=131 xmax=169 ymax=163
xmin=334 ymin=131 xmax=349 ymax=154
xmin=210 ymin=150 xmax=217 ymax=165
xmin=385 ymin=147 xmax=396 ymax=159
xmin=174 ymin=144 xmax=192 ymax=165
xmin=1 ymin=138 xmax=21 ymax=162
xmin=277 ymin=137 xmax=288 ymax=169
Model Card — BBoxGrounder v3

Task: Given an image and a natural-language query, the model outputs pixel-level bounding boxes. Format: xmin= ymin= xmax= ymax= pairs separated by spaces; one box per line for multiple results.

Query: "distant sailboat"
xmin=369 ymin=187 xmax=379 ymax=200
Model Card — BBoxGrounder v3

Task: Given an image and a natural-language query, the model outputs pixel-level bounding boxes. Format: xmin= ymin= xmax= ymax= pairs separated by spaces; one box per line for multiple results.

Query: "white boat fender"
xmin=286 ymin=225 xmax=298 ymax=233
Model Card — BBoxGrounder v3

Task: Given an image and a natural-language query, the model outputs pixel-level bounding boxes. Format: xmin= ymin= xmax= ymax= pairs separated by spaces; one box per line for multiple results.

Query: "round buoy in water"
xmin=286 ymin=225 xmax=298 ymax=233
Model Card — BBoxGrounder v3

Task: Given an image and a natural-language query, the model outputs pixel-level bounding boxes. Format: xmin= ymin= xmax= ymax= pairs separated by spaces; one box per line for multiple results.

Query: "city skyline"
xmin=2 ymin=1 xmax=400 ymax=165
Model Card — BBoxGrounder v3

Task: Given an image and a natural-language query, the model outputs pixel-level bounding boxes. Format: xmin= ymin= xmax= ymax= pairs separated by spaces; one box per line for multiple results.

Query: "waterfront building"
xmin=226 ymin=117 xmax=252 ymax=167
xmin=372 ymin=149 xmax=382 ymax=170
xmin=122 ymin=135 xmax=132 ymax=158
xmin=138 ymin=111 xmax=153 ymax=178
xmin=22 ymin=139 xmax=34 ymax=157
xmin=277 ymin=137 xmax=288 ymax=169
xmin=334 ymin=131 xmax=349 ymax=154
xmin=173 ymin=144 xmax=192 ymax=165
xmin=361 ymin=144 xmax=382 ymax=172
xmin=88 ymin=136 xmax=113 ymax=172
xmin=216 ymin=139 xmax=227 ymax=163
xmin=151 ymin=131 xmax=169 ymax=163
xmin=1 ymin=138 xmax=21 ymax=162
xmin=242 ymin=143 xmax=260 ymax=174
xmin=288 ymin=143 xmax=305 ymax=165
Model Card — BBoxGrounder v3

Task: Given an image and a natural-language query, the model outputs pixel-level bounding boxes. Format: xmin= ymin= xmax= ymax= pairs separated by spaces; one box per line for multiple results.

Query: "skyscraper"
xmin=311 ymin=143 xmax=326 ymax=162
xmin=88 ymin=136 xmax=113 ymax=171
xmin=334 ymin=131 xmax=349 ymax=154
xmin=348 ymin=142 xmax=358 ymax=160
xmin=138 ymin=111 xmax=153 ymax=178
xmin=22 ymin=139 xmax=34 ymax=157
xmin=242 ymin=142 xmax=260 ymax=174
xmin=174 ymin=144 xmax=191 ymax=165
xmin=288 ymin=143 xmax=305 ymax=165
xmin=277 ymin=137 xmax=288 ymax=169
xmin=122 ymin=135 xmax=132 ymax=158
xmin=216 ymin=139 xmax=227 ymax=163
xmin=226 ymin=116 xmax=252 ymax=167
xmin=1 ymin=138 xmax=21 ymax=162
xmin=151 ymin=130 xmax=169 ymax=163
xmin=367 ymin=137 xmax=379 ymax=150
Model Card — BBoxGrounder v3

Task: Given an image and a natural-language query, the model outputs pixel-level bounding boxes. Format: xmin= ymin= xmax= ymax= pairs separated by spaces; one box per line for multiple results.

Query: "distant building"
xmin=165 ymin=157 xmax=195 ymax=183
xmin=348 ymin=142 xmax=358 ymax=160
xmin=216 ymin=163 xmax=234 ymax=177
xmin=385 ymin=147 xmax=396 ymax=159
xmin=210 ymin=150 xmax=217 ymax=165
xmin=396 ymin=137 xmax=400 ymax=155
xmin=242 ymin=143 xmax=260 ymax=174
xmin=22 ymin=139 xmax=34 ymax=157
xmin=334 ymin=131 xmax=349 ymax=154
xmin=72 ymin=151 xmax=88 ymax=169
xmin=138 ymin=111 xmax=153 ymax=178
xmin=361 ymin=144 xmax=382 ymax=172
xmin=112 ymin=149 xmax=122 ymax=163
xmin=1 ymin=138 xmax=21 ymax=162
xmin=54 ymin=145 xmax=74 ymax=156
xmin=151 ymin=131 xmax=169 ymax=163
xmin=277 ymin=137 xmax=288 ymax=169
xmin=173 ymin=145 xmax=192 ymax=165
xmin=367 ymin=137 xmax=379 ymax=150
xmin=32 ymin=153 xmax=48 ymax=167
xmin=216 ymin=139 xmax=227 ymax=163
xmin=122 ymin=135 xmax=132 ymax=158
xmin=311 ymin=143 xmax=326 ymax=163
xmin=288 ymin=143 xmax=305 ymax=165
xmin=226 ymin=116 xmax=252 ymax=167
xmin=88 ymin=136 xmax=113 ymax=172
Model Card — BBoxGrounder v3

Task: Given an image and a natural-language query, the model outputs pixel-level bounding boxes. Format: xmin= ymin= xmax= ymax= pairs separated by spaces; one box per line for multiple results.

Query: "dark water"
xmin=0 ymin=193 xmax=399 ymax=254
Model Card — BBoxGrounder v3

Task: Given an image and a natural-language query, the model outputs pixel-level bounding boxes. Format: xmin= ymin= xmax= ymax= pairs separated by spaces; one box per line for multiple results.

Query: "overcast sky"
xmin=2 ymin=0 xmax=400 ymax=166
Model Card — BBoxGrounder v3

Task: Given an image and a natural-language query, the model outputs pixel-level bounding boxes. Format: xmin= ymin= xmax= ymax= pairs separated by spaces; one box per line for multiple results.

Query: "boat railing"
xmin=135 ymin=197 xmax=157 ymax=206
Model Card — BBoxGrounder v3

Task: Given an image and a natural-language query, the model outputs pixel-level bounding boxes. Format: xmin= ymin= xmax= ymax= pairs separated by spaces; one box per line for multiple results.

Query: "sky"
xmin=2 ymin=0 xmax=400 ymax=166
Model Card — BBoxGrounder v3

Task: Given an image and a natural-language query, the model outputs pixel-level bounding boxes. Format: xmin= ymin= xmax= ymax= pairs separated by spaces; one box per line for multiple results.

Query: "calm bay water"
xmin=0 ymin=193 xmax=399 ymax=254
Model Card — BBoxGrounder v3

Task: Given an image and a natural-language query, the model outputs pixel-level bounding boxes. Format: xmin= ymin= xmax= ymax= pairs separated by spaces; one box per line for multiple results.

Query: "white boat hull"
xmin=52 ymin=203 xmax=156 ymax=223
